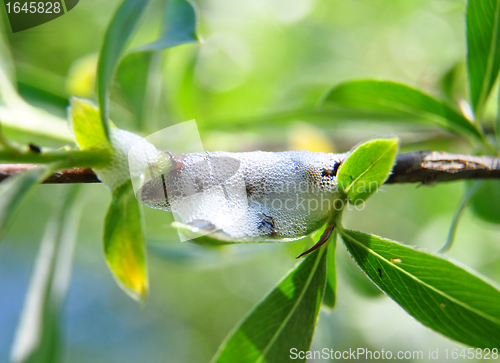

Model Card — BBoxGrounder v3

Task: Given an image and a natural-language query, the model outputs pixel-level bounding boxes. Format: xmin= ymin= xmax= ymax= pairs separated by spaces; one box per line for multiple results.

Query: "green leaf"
xmin=470 ymin=180 xmax=500 ymax=224
xmin=439 ymin=61 xmax=467 ymax=104
xmin=0 ymin=94 xmax=74 ymax=145
xmin=211 ymin=245 xmax=328 ymax=363
xmin=189 ymin=235 xmax=238 ymax=247
xmin=339 ymin=228 xmax=500 ymax=348
xmin=321 ymin=80 xmax=485 ymax=141
xmin=0 ymin=24 xmax=18 ymax=107
xmin=97 ymin=0 xmax=201 ymax=138
xmin=18 ymin=82 xmax=69 ymax=114
xmin=0 ymin=149 xmax=108 ymax=168
xmin=68 ymin=97 xmax=112 ymax=151
xmin=97 ymin=0 xmax=150 ymax=140
xmin=0 ymin=166 xmax=53 ymax=241
xmin=0 ymin=18 xmax=72 ymax=145
xmin=111 ymin=0 xmax=200 ymax=131
xmin=135 ymin=0 xmax=201 ymax=52
xmin=467 ymin=0 xmax=500 ymax=118
xmin=113 ymin=52 xmax=156 ymax=131
xmin=104 ymin=180 xmax=148 ymax=303
xmin=10 ymin=186 xmax=81 ymax=363
xmin=441 ymin=181 xmax=484 ymax=252
xmin=338 ymin=251 xmax=382 ymax=298
xmin=0 ymin=104 xmax=74 ymax=146
xmin=322 ymin=236 xmax=337 ymax=309
xmin=337 ymin=138 xmax=398 ymax=203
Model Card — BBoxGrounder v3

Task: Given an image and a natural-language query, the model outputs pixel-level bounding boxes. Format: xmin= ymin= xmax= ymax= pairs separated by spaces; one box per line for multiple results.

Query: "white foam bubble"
xmin=139 ymin=150 xmax=347 ymax=242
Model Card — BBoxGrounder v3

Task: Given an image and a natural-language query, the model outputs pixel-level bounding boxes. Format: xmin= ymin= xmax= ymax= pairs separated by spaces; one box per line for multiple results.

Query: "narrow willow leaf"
xmin=0 ymin=27 xmax=19 ymax=106
xmin=439 ymin=61 xmax=467 ymax=104
xmin=98 ymin=0 xmax=200 ymax=138
xmin=0 ymin=17 xmax=16 ymax=90
xmin=339 ymin=228 xmax=500 ymax=348
xmin=68 ymin=97 xmax=111 ymax=151
xmin=211 ymin=245 xmax=328 ymax=363
xmin=135 ymin=0 xmax=201 ymax=52
xmin=104 ymin=180 xmax=148 ymax=303
xmin=337 ymin=138 xmax=398 ymax=203
xmin=113 ymin=52 xmax=155 ymax=131
xmin=321 ymin=80 xmax=484 ymax=141
xmin=323 ymin=236 xmax=337 ymax=309
xmin=470 ymin=180 xmax=500 ymax=224
xmin=0 ymin=166 xmax=53 ymax=241
xmin=497 ymin=85 xmax=500 ymax=141
xmin=113 ymin=0 xmax=200 ymax=131
xmin=0 ymin=102 xmax=74 ymax=145
xmin=97 ymin=0 xmax=150 ymax=140
xmin=189 ymin=235 xmax=238 ymax=247
xmin=10 ymin=186 xmax=81 ymax=363
xmin=338 ymin=252 xmax=382 ymax=298
xmin=0 ymin=10 xmax=72 ymax=144
xmin=467 ymin=0 xmax=500 ymax=117
xmin=322 ymin=280 xmax=335 ymax=309
xmin=441 ymin=181 xmax=484 ymax=252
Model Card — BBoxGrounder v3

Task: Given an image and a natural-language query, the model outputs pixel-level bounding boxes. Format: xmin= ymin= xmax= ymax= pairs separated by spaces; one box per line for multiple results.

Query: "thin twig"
xmin=0 ymin=151 xmax=499 ymax=185
xmin=0 ymin=164 xmax=100 ymax=183
xmin=385 ymin=151 xmax=500 ymax=184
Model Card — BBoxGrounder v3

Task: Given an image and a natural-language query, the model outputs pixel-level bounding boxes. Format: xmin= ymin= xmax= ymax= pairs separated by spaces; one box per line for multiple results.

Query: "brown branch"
xmin=0 ymin=164 xmax=100 ymax=183
xmin=386 ymin=151 xmax=500 ymax=184
xmin=0 ymin=151 xmax=499 ymax=185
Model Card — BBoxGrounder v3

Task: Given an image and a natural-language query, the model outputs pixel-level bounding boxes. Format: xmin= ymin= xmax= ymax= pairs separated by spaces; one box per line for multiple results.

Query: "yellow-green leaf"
xmin=103 ymin=180 xmax=148 ymax=303
xmin=68 ymin=97 xmax=111 ymax=151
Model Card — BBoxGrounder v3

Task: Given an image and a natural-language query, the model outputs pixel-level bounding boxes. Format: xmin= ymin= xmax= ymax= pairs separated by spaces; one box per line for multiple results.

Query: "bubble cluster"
xmin=94 ymin=128 xmax=159 ymax=191
xmin=139 ymin=150 xmax=347 ymax=242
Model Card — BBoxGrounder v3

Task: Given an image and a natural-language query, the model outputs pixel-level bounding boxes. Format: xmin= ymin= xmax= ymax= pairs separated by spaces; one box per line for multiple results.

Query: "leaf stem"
xmin=0 ymin=149 xmax=111 ymax=169
xmin=297 ymin=222 xmax=336 ymax=258
xmin=0 ymin=123 xmax=23 ymax=152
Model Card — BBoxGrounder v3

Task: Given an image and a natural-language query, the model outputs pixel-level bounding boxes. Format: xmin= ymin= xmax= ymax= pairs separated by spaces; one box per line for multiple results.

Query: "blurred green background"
xmin=1 ymin=0 xmax=499 ymax=362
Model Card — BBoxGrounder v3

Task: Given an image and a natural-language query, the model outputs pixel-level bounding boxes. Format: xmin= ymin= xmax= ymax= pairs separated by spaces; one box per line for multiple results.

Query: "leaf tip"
xmin=110 ymin=270 xmax=149 ymax=305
